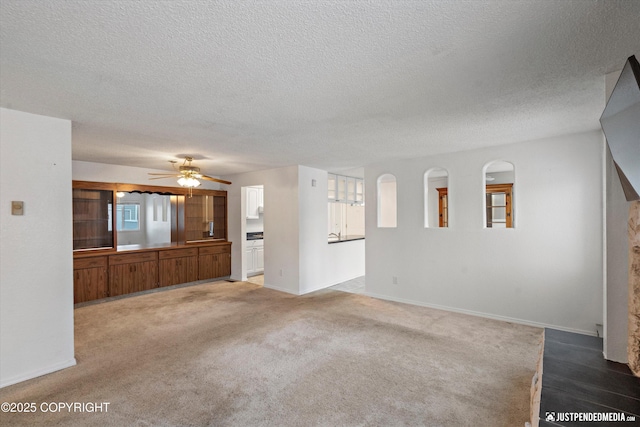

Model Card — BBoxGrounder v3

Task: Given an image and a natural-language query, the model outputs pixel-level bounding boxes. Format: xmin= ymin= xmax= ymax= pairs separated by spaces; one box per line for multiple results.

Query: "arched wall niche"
xmin=377 ymin=174 xmax=397 ymax=228
xmin=424 ymin=168 xmax=449 ymax=228
xmin=483 ymin=160 xmax=515 ymax=228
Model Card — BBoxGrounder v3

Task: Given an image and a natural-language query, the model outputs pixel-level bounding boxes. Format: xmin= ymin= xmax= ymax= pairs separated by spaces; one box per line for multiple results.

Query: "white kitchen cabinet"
xmin=346 ymin=177 xmax=356 ymax=203
xmin=246 ymin=187 xmax=263 ymax=219
xmin=256 ymin=246 xmax=264 ymax=271
xmin=328 ymin=174 xmax=363 ymax=205
xmin=328 ymin=174 xmax=337 ymax=201
xmin=246 ymin=239 xmax=264 ymax=276
xmin=337 ymin=175 xmax=347 ymax=202
xmin=355 ymin=179 xmax=364 ymax=204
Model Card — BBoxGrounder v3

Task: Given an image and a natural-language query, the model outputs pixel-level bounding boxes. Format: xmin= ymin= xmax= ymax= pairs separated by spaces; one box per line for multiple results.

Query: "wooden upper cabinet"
xmin=73 ymin=181 xmax=228 ymax=250
xmin=185 ymin=193 xmax=228 ymax=242
xmin=72 ymin=187 xmax=115 ymax=250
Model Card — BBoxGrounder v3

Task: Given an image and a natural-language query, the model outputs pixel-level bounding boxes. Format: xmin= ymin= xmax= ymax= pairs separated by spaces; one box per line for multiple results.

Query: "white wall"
xmin=0 ymin=108 xmax=76 ymax=387
xmin=365 ymin=131 xmax=604 ymax=335
xmin=224 ymin=165 xmax=365 ymax=295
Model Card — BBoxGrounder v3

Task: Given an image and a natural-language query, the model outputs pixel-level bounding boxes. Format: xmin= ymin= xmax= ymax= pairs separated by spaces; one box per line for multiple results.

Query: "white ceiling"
xmin=1 ymin=1 xmax=639 ymax=177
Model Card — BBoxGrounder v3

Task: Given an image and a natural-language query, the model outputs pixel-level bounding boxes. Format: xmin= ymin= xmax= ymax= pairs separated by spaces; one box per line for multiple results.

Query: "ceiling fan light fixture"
xmin=177 ymin=176 xmax=201 ymax=188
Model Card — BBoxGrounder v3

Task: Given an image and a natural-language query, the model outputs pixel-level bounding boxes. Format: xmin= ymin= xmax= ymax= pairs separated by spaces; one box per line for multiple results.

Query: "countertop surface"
xmin=328 ymin=235 xmax=365 ymax=244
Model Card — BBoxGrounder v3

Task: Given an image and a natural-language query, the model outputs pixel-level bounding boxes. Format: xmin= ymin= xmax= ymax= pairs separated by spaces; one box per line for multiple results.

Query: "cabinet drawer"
xmin=74 ymin=256 xmax=108 ymax=270
xmin=159 ymin=248 xmax=198 ymax=260
xmin=199 ymin=245 xmax=231 ymax=256
xmin=109 ymin=251 xmax=158 ymax=266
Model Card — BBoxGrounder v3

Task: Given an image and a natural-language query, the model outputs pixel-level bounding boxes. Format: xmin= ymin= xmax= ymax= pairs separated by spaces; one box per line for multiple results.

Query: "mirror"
xmin=114 ymin=192 xmax=172 ymax=246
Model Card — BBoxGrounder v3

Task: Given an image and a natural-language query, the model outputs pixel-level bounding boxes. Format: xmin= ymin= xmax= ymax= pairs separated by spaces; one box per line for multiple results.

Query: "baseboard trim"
xmin=263 ymin=284 xmax=299 ymax=295
xmin=0 ymin=358 xmax=77 ymax=389
xmin=364 ymin=292 xmax=597 ymax=337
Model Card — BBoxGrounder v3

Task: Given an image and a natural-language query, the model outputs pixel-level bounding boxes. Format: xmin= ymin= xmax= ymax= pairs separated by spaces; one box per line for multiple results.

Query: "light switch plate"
xmin=11 ymin=201 xmax=24 ymax=215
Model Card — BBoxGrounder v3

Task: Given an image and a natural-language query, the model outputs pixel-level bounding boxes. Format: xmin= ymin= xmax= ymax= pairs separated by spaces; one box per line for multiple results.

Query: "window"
xmin=115 ymin=204 xmax=140 ymax=231
xmin=483 ymin=161 xmax=514 ymax=228
xmin=424 ymin=168 xmax=449 ymax=228
xmin=377 ymin=174 xmax=397 ymax=228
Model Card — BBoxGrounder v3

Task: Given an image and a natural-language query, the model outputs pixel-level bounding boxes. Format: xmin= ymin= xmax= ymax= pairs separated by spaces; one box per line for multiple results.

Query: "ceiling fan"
xmin=148 ymin=157 xmax=231 ymax=195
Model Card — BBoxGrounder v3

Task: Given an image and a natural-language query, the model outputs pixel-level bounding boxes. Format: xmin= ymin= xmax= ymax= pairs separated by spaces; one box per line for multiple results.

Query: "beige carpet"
xmin=0 ymin=281 xmax=541 ymax=426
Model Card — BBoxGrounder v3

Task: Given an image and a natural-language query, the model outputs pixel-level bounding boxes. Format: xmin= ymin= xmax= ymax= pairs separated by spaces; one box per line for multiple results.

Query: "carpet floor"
xmin=0 ymin=280 xmax=541 ymax=426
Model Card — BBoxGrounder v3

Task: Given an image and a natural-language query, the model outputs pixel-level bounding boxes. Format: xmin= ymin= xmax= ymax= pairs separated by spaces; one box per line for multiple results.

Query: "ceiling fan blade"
xmin=148 ymin=176 xmax=175 ymax=180
xmin=200 ymin=175 xmax=232 ymax=185
xmin=148 ymin=173 xmax=179 ymax=176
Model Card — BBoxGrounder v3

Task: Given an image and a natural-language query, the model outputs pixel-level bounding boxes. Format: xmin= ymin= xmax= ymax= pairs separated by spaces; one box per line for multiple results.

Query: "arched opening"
xmin=483 ymin=161 xmax=515 ymax=228
xmin=377 ymin=174 xmax=397 ymax=228
xmin=424 ymin=168 xmax=449 ymax=228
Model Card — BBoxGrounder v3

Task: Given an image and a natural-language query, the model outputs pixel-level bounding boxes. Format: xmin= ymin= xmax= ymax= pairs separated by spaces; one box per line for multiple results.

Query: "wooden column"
xmin=629 ymin=200 xmax=640 ymax=376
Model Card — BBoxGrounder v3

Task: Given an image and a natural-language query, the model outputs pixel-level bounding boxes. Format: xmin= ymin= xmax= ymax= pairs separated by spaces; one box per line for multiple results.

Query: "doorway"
xmin=243 ymin=185 xmax=264 ymax=284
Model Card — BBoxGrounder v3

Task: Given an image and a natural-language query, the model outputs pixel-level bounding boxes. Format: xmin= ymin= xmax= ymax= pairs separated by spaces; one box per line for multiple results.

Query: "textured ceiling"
xmin=1 ymin=1 xmax=639 ymax=177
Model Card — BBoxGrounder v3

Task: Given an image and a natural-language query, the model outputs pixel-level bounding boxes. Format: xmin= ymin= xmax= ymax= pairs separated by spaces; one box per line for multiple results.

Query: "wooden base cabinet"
xmin=73 ymin=256 xmax=108 ymax=303
xmin=199 ymin=245 xmax=231 ymax=280
xmin=109 ymin=252 xmax=158 ymax=297
xmin=73 ymin=243 xmax=231 ymax=304
xmin=159 ymin=248 xmax=198 ymax=287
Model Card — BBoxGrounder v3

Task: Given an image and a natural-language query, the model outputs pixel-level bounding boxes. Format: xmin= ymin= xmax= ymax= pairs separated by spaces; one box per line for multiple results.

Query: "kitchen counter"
xmin=328 ymin=235 xmax=365 ymax=244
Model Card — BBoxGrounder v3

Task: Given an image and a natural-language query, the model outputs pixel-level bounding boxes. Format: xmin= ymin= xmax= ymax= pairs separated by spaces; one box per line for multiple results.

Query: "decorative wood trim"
xmin=436 ymin=187 xmax=448 ymax=228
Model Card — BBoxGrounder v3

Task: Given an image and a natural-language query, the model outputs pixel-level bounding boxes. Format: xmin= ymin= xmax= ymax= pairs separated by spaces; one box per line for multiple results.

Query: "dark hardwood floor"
xmin=538 ymin=329 xmax=640 ymax=426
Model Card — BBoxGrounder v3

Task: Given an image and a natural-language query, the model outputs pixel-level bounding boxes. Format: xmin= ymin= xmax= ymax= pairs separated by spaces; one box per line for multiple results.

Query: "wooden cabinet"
xmin=109 ymin=252 xmax=158 ymax=297
xmin=73 ymin=243 xmax=231 ymax=303
xmin=199 ymin=244 xmax=231 ymax=280
xmin=72 ymin=187 xmax=114 ymax=250
xmin=159 ymin=248 xmax=198 ymax=287
xmin=73 ymin=256 xmax=108 ymax=303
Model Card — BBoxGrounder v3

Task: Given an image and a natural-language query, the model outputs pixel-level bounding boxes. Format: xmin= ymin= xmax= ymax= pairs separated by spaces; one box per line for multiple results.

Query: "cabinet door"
xmin=246 ymin=248 xmax=255 ymax=274
xmin=109 ymin=252 xmax=158 ymax=296
xmin=159 ymin=258 xmax=179 ymax=287
xmin=346 ymin=177 xmax=356 ymax=203
xmin=217 ymin=251 xmax=231 ymax=276
xmin=328 ymin=174 xmax=337 ymax=201
xmin=355 ymin=179 xmax=364 ymax=204
xmin=337 ymin=175 xmax=347 ymax=201
xmin=258 ymin=188 xmax=264 ymax=209
xmin=109 ymin=264 xmax=133 ymax=297
xmin=246 ymin=187 xmax=259 ymax=219
xmin=74 ymin=256 xmax=109 ymax=303
xmin=184 ymin=256 xmax=198 ymax=283
xmin=136 ymin=260 xmax=158 ymax=292
xmin=199 ymin=245 xmax=231 ymax=280
xmin=256 ymin=246 xmax=264 ymax=272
